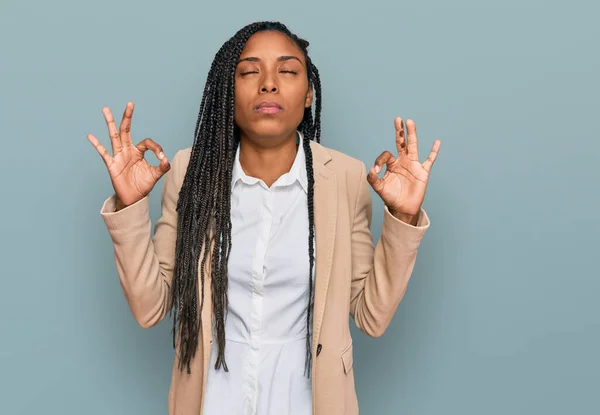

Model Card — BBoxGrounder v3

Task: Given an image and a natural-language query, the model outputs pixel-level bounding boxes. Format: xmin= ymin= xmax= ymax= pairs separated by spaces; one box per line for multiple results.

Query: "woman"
xmin=88 ymin=21 xmax=440 ymax=415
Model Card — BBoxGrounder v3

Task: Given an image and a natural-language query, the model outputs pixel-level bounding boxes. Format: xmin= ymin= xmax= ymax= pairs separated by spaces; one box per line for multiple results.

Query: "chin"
xmin=246 ymin=119 xmax=296 ymax=140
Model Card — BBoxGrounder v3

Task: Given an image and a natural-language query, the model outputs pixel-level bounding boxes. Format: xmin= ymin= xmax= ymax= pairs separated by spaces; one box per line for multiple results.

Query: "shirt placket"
xmin=244 ymin=186 xmax=275 ymax=415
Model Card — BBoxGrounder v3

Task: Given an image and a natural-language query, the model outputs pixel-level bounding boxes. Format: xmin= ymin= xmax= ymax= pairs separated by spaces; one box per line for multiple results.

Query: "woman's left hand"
xmin=367 ymin=117 xmax=441 ymax=225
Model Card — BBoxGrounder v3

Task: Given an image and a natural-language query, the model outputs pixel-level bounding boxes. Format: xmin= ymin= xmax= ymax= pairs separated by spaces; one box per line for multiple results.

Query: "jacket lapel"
xmin=309 ymin=141 xmax=337 ymax=357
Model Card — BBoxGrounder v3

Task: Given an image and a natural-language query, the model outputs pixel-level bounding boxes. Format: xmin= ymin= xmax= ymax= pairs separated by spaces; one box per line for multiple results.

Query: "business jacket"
xmin=100 ymin=140 xmax=430 ymax=414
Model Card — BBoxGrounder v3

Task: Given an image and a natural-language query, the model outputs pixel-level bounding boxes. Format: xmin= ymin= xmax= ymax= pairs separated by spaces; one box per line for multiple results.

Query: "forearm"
xmin=351 ymin=206 xmax=428 ymax=336
xmin=101 ymin=195 xmax=172 ymax=328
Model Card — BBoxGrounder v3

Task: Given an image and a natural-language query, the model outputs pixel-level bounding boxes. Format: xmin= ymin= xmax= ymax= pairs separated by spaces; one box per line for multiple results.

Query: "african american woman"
xmin=88 ymin=21 xmax=441 ymax=415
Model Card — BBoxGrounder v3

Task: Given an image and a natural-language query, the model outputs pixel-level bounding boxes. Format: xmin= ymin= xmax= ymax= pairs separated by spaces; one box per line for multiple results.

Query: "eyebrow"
xmin=237 ymin=55 xmax=304 ymax=65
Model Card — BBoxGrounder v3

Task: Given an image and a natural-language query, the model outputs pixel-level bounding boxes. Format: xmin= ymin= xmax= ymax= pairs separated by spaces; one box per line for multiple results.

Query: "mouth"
xmin=255 ymin=101 xmax=283 ymax=115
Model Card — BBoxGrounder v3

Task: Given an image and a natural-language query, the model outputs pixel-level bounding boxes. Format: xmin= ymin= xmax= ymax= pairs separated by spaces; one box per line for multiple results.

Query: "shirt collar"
xmin=231 ymin=131 xmax=308 ymax=193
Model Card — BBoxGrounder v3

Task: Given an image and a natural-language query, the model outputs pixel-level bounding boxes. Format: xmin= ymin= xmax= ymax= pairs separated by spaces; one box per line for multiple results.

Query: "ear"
xmin=305 ymin=83 xmax=313 ymax=108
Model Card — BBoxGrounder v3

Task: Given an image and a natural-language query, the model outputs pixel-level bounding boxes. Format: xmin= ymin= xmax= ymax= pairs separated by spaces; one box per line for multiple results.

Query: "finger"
xmin=394 ymin=117 xmax=407 ymax=154
xmin=102 ymin=107 xmax=122 ymax=154
xmin=373 ymin=150 xmax=396 ymax=174
xmin=422 ymin=139 xmax=441 ymax=172
xmin=135 ymin=138 xmax=165 ymax=161
xmin=119 ymin=101 xmax=135 ymax=147
xmin=366 ymin=165 xmax=384 ymax=193
xmin=87 ymin=133 xmax=114 ymax=168
xmin=406 ymin=119 xmax=419 ymax=161
xmin=136 ymin=138 xmax=171 ymax=179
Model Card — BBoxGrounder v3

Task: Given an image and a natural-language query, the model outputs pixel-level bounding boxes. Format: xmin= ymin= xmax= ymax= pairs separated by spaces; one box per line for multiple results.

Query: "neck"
xmin=238 ymin=130 xmax=299 ymax=187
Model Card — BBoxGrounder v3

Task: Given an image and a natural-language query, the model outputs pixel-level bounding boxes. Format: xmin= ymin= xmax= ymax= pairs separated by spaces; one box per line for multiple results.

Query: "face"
xmin=234 ymin=30 xmax=313 ymax=143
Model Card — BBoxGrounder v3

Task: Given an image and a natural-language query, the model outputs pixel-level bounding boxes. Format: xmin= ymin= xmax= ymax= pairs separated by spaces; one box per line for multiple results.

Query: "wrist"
xmin=388 ymin=206 xmax=419 ymax=226
xmin=115 ymin=197 xmax=127 ymax=212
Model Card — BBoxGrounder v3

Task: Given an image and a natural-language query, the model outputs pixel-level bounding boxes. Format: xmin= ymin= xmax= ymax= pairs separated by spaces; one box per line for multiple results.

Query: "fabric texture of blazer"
xmin=100 ymin=140 xmax=430 ymax=414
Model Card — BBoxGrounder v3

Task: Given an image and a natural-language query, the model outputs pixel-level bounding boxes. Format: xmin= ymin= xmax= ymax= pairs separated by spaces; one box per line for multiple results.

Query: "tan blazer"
xmin=100 ymin=140 xmax=430 ymax=415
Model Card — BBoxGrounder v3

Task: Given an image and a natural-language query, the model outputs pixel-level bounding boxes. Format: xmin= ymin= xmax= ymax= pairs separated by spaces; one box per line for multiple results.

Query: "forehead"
xmin=240 ymin=31 xmax=305 ymax=62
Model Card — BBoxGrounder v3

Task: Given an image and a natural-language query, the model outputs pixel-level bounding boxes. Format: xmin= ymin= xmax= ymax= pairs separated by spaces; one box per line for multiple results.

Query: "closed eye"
xmin=240 ymin=70 xmax=297 ymax=76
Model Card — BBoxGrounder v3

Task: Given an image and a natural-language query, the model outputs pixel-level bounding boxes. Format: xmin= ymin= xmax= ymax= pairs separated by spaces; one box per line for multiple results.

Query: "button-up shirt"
xmin=202 ymin=135 xmax=314 ymax=415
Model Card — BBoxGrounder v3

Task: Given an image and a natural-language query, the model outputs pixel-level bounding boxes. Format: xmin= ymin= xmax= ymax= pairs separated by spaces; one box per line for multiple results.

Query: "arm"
xmin=349 ymin=162 xmax=430 ymax=337
xmin=99 ymin=150 xmax=184 ymax=328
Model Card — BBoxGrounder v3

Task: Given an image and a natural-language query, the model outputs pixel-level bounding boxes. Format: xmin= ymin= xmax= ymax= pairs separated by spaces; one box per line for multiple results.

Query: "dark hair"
xmin=169 ymin=21 xmax=322 ymax=376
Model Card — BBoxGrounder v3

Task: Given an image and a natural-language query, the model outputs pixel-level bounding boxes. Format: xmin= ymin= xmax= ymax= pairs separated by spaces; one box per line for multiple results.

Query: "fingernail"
xmin=375 ymin=165 xmax=380 ymax=173
xmin=159 ymin=152 xmax=164 ymax=159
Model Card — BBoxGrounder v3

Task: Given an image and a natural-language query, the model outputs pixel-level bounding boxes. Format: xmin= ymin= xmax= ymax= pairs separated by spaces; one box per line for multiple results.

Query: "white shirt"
xmin=202 ymin=134 xmax=315 ymax=415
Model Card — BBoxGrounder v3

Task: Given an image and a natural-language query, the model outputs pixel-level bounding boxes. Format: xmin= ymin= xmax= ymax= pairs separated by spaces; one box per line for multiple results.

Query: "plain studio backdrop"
xmin=1 ymin=0 xmax=598 ymax=414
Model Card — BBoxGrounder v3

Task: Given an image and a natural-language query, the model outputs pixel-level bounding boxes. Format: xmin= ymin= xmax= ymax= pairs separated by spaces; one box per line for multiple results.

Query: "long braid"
xmin=302 ymin=134 xmax=316 ymax=377
xmin=169 ymin=21 xmax=323 ymax=375
xmin=297 ymin=44 xmax=321 ymax=378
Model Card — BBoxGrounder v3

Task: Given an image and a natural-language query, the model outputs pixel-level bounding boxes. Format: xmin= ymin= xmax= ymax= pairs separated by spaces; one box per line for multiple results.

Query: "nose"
xmin=260 ymin=72 xmax=278 ymax=94
xmin=260 ymin=84 xmax=277 ymax=93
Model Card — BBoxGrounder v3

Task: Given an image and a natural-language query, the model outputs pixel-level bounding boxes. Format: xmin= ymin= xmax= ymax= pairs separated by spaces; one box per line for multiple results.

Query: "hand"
xmin=87 ymin=102 xmax=171 ymax=208
xmin=367 ymin=117 xmax=441 ymax=223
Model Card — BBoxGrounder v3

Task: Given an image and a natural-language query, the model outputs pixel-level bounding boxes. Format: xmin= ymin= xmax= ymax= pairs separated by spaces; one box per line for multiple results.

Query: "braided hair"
xmin=169 ymin=21 xmax=322 ymax=376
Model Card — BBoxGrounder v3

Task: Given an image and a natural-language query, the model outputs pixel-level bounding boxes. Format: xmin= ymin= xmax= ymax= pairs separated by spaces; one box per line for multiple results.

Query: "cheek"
xmin=235 ymin=79 xmax=250 ymax=100
xmin=234 ymin=85 xmax=252 ymax=122
xmin=289 ymin=83 xmax=309 ymax=114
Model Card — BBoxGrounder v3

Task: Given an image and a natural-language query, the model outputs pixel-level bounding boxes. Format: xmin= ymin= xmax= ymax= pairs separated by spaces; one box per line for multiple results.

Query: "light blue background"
xmin=1 ymin=0 xmax=598 ymax=413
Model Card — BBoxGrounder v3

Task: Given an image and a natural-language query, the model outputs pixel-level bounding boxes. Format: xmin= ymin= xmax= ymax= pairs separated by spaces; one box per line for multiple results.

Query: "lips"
xmin=255 ymin=101 xmax=283 ymax=114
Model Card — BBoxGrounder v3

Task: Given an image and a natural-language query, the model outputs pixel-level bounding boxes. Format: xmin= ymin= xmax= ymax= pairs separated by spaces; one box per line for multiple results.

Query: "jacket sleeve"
xmin=99 ymin=150 xmax=184 ymax=328
xmin=349 ymin=162 xmax=430 ymax=337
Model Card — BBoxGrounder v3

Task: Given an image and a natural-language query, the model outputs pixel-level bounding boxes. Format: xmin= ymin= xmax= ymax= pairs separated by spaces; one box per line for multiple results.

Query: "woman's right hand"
xmin=87 ymin=102 xmax=171 ymax=209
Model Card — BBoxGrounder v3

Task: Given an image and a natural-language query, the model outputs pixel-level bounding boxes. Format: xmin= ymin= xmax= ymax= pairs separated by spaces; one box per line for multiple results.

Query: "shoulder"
xmin=173 ymin=142 xmax=368 ymax=186
xmin=168 ymin=147 xmax=193 ymax=182
xmin=174 ymin=146 xmax=193 ymax=166
xmin=309 ymin=140 xmax=367 ymax=183
xmin=309 ymin=140 xmax=371 ymax=215
xmin=174 ymin=142 xmax=367 ymax=175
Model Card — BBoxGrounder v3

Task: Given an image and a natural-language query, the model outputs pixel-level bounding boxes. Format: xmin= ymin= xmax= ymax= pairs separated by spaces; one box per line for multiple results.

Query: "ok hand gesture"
xmin=87 ymin=102 xmax=170 ymax=208
xmin=367 ymin=117 xmax=441 ymax=224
